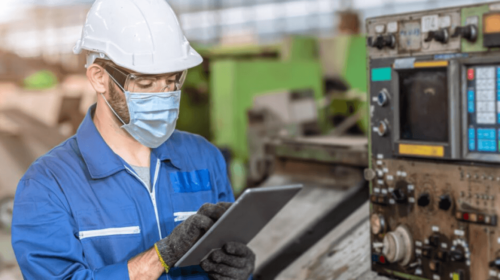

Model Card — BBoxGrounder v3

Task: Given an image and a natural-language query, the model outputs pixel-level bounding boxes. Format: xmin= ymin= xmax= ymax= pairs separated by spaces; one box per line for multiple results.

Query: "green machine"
xmin=320 ymin=35 xmax=369 ymax=135
xmin=178 ymin=36 xmax=368 ymax=194
xmin=209 ymin=38 xmax=324 ymax=194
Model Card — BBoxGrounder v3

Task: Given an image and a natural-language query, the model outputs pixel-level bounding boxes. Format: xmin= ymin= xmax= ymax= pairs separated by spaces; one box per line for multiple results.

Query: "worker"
xmin=11 ymin=1 xmax=255 ymax=279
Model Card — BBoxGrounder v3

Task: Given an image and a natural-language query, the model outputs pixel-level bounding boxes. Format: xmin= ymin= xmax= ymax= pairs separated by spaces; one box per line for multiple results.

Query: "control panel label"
xmin=490 ymin=3 xmax=500 ymax=11
xmin=387 ymin=21 xmax=398 ymax=33
xmin=439 ymin=16 xmax=451 ymax=28
xmin=399 ymin=21 xmax=421 ymax=51
xmin=422 ymin=15 xmax=439 ymax=32
xmin=375 ymin=25 xmax=385 ymax=34
xmin=399 ymin=144 xmax=444 ymax=157
xmin=466 ymin=16 xmax=479 ymax=26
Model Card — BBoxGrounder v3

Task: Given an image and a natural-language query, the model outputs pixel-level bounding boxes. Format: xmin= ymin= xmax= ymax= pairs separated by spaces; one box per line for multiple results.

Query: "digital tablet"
xmin=175 ymin=184 xmax=303 ymax=267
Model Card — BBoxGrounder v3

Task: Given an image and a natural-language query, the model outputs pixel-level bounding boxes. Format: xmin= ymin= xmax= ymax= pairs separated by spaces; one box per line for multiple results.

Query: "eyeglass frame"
xmin=104 ymin=64 xmax=186 ymax=93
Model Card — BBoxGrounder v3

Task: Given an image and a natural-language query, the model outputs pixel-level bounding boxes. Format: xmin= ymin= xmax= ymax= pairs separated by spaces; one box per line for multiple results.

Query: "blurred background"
xmin=0 ymin=0 xmax=497 ymax=279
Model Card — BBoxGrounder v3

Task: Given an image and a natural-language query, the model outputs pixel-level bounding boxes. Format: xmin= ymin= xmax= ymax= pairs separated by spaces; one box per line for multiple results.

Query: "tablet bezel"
xmin=174 ymin=184 xmax=303 ymax=267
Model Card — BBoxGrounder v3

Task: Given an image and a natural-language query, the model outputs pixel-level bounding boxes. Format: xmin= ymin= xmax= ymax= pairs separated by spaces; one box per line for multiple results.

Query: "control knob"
xmin=369 ymin=34 xmax=396 ymax=50
xmin=489 ymin=258 xmax=500 ymax=269
xmin=417 ymin=193 xmax=430 ymax=207
xmin=377 ymin=121 xmax=388 ymax=137
xmin=429 ymin=260 xmax=441 ymax=273
xmin=364 ymin=169 xmax=376 ymax=181
xmin=382 ymin=225 xmax=413 ymax=266
xmin=370 ymin=213 xmax=387 ymax=235
xmin=377 ymin=89 xmax=389 ymax=106
xmin=438 ymin=195 xmax=452 ymax=211
xmin=391 ymin=187 xmax=407 ymax=203
xmin=429 ymin=234 xmax=440 ymax=247
xmin=425 ymin=29 xmax=449 ymax=44
xmin=452 ymin=25 xmax=478 ymax=42
xmin=450 ymin=245 xmax=465 ymax=262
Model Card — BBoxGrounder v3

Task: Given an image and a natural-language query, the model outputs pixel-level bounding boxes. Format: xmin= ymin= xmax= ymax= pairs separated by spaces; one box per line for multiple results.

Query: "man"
xmin=11 ymin=0 xmax=255 ymax=279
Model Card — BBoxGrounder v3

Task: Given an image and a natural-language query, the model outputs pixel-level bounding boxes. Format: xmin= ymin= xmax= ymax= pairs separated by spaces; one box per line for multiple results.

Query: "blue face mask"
xmin=100 ymin=90 xmax=181 ymax=148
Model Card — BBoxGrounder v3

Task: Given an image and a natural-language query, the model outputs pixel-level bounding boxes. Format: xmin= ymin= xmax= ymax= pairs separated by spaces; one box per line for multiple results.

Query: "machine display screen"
xmin=467 ymin=66 xmax=500 ymax=153
xmin=399 ymin=69 xmax=449 ymax=142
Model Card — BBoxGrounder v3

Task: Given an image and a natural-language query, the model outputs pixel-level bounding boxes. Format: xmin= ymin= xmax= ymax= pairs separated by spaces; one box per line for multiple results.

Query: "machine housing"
xmin=367 ymin=2 xmax=500 ymax=280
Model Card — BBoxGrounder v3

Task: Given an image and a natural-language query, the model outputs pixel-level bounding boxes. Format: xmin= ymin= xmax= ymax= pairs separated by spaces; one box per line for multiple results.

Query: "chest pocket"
xmin=76 ymin=206 xmax=142 ymax=268
xmin=169 ymin=169 xmax=215 ymax=225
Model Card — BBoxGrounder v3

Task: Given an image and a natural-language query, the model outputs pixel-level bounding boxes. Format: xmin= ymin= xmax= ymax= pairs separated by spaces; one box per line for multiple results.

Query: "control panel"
xmin=370 ymin=159 xmax=500 ymax=280
xmin=367 ymin=2 xmax=500 ymax=280
xmin=466 ymin=66 xmax=500 ymax=153
xmin=367 ymin=8 xmax=462 ymax=59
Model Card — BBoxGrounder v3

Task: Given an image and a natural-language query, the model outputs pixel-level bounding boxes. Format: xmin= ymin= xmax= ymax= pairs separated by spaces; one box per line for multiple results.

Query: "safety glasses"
xmin=105 ymin=64 xmax=187 ymax=93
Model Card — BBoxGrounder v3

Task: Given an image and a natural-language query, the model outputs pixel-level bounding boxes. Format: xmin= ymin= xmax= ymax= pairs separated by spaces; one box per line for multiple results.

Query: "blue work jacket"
xmin=12 ymin=105 xmax=235 ymax=280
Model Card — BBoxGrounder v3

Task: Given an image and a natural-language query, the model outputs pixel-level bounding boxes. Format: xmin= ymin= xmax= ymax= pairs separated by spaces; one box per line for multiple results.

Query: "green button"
xmin=371 ymin=67 xmax=392 ymax=82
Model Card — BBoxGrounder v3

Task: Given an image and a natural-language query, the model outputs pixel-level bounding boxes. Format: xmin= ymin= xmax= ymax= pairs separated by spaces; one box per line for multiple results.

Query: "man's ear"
xmin=87 ymin=64 xmax=108 ymax=94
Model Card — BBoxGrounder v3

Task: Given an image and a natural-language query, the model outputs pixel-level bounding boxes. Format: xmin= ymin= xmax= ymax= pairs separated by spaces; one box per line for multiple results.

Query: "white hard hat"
xmin=73 ymin=0 xmax=203 ymax=74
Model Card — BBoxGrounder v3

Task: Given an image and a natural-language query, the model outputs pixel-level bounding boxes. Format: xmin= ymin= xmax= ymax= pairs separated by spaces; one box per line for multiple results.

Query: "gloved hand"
xmin=200 ymin=242 xmax=255 ymax=280
xmin=155 ymin=202 xmax=232 ymax=270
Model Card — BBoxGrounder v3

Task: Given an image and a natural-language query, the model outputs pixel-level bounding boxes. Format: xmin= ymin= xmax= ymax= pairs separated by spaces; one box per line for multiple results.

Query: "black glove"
xmin=200 ymin=242 xmax=255 ymax=280
xmin=155 ymin=202 xmax=233 ymax=269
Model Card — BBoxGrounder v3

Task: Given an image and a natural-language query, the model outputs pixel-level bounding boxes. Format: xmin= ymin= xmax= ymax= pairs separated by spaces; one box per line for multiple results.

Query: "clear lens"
xmin=125 ymin=70 xmax=188 ymax=93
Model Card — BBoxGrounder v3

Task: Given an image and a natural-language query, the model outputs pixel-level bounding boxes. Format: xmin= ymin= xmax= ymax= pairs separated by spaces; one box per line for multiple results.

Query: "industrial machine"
xmin=248 ymin=135 xmax=369 ymax=280
xmin=205 ymin=36 xmax=369 ymax=193
xmin=366 ymin=2 xmax=500 ymax=280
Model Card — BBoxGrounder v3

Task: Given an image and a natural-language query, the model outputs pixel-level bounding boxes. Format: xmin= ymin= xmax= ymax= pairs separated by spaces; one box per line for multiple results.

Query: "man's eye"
xmin=136 ymin=80 xmax=154 ymax=88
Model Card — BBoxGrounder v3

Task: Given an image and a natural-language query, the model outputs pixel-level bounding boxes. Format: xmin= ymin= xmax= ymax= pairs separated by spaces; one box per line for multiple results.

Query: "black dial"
xmin=439 ymin=195 xmax=452 ymax=211
xmin=417 ymin=193 xmax=430 ymax=207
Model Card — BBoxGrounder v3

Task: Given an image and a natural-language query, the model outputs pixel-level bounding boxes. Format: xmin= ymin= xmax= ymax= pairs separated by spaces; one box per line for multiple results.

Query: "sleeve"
xmin=11 ymin=179 xmax=130 ymax=280
xmin=214 ymin=148 xmax=235 ymax=203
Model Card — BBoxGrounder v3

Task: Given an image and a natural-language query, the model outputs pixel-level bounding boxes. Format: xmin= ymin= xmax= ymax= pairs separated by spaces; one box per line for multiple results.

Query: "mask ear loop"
xmin=105 ymin=69 xmax=127 ymax=93
xmin=101 ymin=69 xmax=129 ymax=125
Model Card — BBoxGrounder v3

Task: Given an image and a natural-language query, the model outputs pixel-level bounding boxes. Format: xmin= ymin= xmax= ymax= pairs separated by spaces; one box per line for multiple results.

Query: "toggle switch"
xmin=425 ymin=29 xmax=449 ymax=44
xmin=369 ymin=34 xmax=396 ymax=50
xmin=452 ymin=25 xmax=478 ymax=42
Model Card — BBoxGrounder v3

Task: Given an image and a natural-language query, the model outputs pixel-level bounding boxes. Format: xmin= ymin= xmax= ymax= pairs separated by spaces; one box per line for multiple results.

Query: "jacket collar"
xmin=153 ymin=131 xmax=184 ymax=170
xmin=77 ymin=104 xmax=182 ymax=179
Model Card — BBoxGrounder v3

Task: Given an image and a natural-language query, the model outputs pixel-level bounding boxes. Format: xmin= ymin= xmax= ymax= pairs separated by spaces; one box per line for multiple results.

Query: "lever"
xmin=452 ymin=25 xmax=478 ymax=42
xmin=425 ymin=29 xmax=449 ymax=44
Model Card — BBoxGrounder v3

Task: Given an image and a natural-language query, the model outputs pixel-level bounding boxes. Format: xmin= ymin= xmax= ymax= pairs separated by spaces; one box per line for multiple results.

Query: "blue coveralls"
xmin=11 ymin=105 xmax=235 ymax=279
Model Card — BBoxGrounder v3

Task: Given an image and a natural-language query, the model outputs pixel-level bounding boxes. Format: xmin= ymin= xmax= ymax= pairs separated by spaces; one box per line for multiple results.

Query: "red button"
xmin=463 ymin=213 xmax=469 ymax=220
xmin=379 ymin=255 xmax=386 ymax=264
xmin=468 ymin=69 xmax=475 ymax=80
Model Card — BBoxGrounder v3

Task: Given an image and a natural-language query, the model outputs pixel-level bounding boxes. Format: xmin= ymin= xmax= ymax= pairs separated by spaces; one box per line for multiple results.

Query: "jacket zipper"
xmin=125 ymin=158 xmax=162 ymax=239
xmin=79 ymin=226 xmax=140 ymax=239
